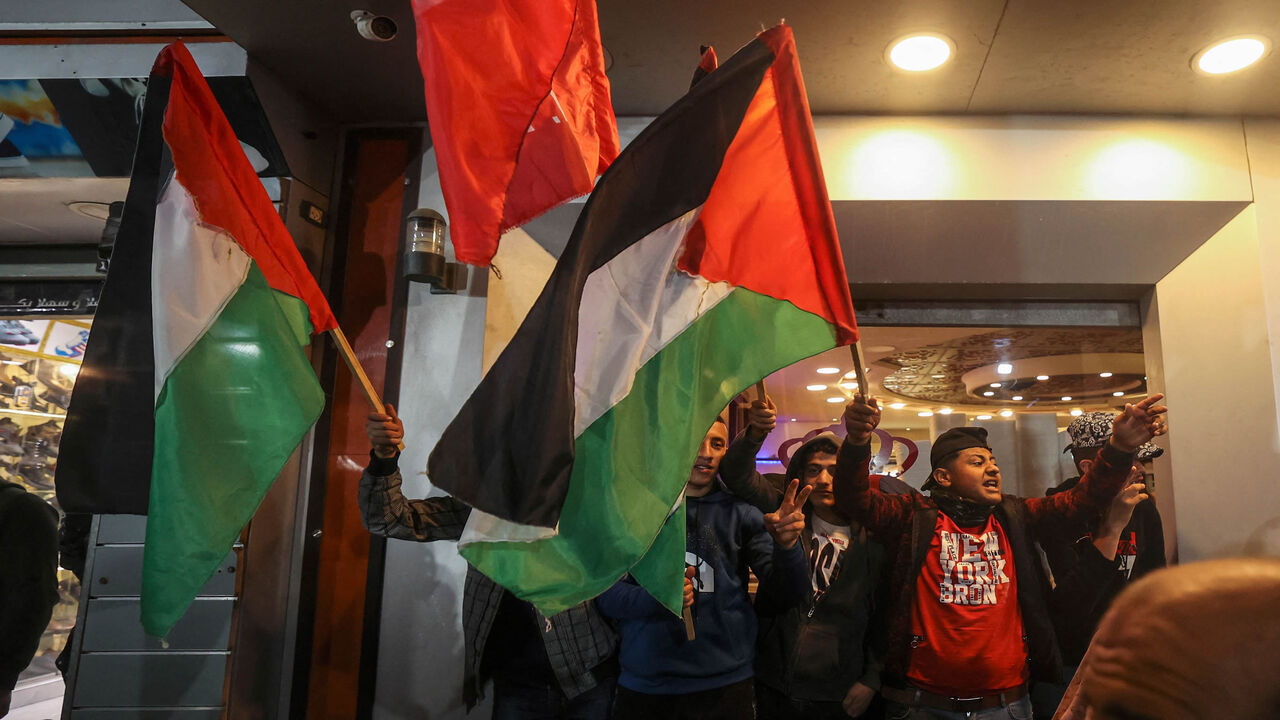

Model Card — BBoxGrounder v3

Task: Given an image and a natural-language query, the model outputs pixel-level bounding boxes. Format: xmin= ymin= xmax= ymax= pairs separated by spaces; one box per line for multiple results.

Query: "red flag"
xmin=411 ymin=0 xmax=620 ymax=266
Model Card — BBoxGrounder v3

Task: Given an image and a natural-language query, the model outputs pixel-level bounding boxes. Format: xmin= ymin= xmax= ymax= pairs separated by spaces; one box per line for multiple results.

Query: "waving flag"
xmin=429 ymin=26 xmax=858 ymax=614
xmin=57 ymin=43 xmax=334 ymax=636
xmin=411 ymin=0 xmax=619 ymax=266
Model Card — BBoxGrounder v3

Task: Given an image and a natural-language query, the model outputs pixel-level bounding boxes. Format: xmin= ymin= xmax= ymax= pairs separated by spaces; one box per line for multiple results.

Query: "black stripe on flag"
xmin=55 ymin=76 xmax=172 ymax=515
xmin=427 ymin=35 xmax=777 ymax=528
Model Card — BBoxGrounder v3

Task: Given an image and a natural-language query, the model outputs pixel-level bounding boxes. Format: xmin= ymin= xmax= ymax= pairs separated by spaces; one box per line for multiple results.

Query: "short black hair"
xmin=788 ymin=438 xmax=840 ymax=479
xmin=1070 ymin=446 xmax=1101 ymax=471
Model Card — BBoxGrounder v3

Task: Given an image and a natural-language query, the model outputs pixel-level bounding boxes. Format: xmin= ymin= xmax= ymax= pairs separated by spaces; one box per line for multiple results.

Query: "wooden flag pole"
xmin=754 ymin=379 xmax=767 ymax=402
xmin=328 ymin=327 xmax=404 ymax=450
xmin=848 ymin=341 xmax=870 ymax=401
xmin=683 ymin=605 xmax=696 ymax=641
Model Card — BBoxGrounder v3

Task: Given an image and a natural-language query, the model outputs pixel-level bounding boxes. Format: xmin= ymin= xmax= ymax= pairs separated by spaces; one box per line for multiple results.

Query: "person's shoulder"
xmin=0 ymin=485 xmax=57 ymax=527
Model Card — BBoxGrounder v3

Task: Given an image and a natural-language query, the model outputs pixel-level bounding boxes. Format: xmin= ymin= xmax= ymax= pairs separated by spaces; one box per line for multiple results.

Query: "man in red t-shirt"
xmin=833 ymin=394 xmax=1168 ymax=719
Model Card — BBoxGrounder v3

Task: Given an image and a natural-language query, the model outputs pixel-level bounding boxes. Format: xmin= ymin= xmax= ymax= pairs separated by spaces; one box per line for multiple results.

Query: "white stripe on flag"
xmin=573 ymin=206 xmax=732 ymax=435
xmin=460 ymin=207 xmax=733 ymax=546
xmin=151 ymin=174 xmax=250 ymax=399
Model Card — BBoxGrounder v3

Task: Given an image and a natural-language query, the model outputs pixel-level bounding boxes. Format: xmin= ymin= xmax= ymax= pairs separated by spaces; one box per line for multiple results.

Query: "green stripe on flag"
xmin=462 ymin=287 xmax=839 ymax=616
xmin=142 ymin=263 xmax=323 ymax=637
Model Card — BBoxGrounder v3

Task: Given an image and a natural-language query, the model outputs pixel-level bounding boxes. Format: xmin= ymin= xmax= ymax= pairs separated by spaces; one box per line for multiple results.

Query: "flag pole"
xmin=754 ymin=379 xmax=767 ymax=401
xmin=328 ymin=327 xmax=405 ymax=450
xmin=848 ymin=341 xmax=870 ymax=400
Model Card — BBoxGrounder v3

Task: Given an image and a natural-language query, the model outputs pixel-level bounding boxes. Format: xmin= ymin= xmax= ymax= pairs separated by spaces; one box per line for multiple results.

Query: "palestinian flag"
xmin=429 ymin=25 xmax=857 ymax=614
xmin=410 ymin=0 xmax=619 ymax=266
xmin=57 ymin=43 xmax=336 ymax=636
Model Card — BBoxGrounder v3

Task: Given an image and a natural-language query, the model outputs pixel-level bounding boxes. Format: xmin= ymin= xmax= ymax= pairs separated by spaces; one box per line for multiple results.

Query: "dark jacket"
xmin=358 ymin=453 xmax=617 ymax=707
xmin=1041 ymin=475 xmax=1166 ymax=667
xmin=832 ymin=440 xmax=1135 ymax=687
xmin=596 ymin=486 xmax=809 ymax=695
xmin=719 ymin=431 xmax=887 ymax=701
xmin=0 ymin=481 xmax=59 ymax=692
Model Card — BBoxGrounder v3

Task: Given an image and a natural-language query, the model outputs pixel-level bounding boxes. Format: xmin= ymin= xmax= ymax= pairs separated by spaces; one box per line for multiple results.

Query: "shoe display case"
xmin=1 ymin=316 xmax=90 ymax=693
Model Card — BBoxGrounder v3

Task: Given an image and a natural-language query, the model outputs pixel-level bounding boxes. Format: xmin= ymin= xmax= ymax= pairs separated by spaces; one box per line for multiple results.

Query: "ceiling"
xmin=182 ymin=0 xmax=1280 ymax=124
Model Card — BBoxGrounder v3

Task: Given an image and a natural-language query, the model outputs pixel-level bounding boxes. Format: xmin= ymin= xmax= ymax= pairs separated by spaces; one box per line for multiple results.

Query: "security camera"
xmin=351 ymin=10 xmax=397 ymax=42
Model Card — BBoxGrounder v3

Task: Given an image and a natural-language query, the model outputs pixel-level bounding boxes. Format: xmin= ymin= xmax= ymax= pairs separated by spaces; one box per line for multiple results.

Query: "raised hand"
xmin=365 ymin=403 xmax=405 ymax=458
xmin=746 ymin=394 xmax=777 ymax=441
xmin=764 ymin=478 xmax=812 ymax=549
xmin=1110 ymin=393 xmax=1168 ymax=453
xmin=683 ymin=565 xmax=697 ymax=610
xmin=843 ymin=394 xmax=881 ymax=446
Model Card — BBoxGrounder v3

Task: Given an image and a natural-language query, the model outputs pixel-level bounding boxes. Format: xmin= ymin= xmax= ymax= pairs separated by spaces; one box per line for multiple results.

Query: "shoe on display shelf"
xmin=18 ymin=463 xmax=54 ymax=491
xmin=0 ymin=320 xmax=37 ymax=345
xmin=54 ymin=329 xmax=90 ymax=358
xmin=0 ymin=417 xmax=23 ymax=456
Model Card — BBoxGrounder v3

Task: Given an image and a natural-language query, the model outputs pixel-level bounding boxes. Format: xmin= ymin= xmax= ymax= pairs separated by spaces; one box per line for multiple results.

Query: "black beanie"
xmin=929 ymin=426 xmax=991 ymax=470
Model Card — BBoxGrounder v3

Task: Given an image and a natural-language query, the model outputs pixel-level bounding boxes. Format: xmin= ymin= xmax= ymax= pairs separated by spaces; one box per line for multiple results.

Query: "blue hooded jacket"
xmin=596 ymin=486 xmax=808 ymax=694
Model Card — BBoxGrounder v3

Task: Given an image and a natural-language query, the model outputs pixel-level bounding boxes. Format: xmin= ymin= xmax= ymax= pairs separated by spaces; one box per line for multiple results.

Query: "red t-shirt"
xmin=906 ymin=513 xmax=1029 ymax=696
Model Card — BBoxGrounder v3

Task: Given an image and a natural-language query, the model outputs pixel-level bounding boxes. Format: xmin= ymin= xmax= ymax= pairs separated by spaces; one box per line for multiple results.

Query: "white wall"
xmin=1151 ymin=206 xmax=1280 ymax=559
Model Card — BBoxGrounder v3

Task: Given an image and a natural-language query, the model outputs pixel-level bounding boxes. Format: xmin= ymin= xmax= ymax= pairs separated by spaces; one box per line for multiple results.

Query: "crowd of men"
xmin=358 ymin=390 xmax=1170 ymax=719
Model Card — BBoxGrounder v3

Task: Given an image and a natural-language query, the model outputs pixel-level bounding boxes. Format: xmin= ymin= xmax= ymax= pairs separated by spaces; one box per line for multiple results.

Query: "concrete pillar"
xmin=1015 ymin=413 xmax=1064 ymax=498
xmin=929 ymin=412 xmax=967 ymax=438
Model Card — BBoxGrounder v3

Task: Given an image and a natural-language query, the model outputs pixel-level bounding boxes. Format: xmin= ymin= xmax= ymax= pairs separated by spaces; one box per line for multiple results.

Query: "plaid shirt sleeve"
xmin=358 ymin=452 xmax=470 ymax=542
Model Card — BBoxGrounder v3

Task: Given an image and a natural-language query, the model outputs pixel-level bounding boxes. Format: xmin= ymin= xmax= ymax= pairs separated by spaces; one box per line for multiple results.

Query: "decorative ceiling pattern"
xmin=880 ymin=328 xmax=1145 ymax=406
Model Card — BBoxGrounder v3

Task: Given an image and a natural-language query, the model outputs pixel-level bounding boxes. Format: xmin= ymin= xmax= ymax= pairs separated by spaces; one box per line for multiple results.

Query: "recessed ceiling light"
xmin=831 ymin=418 xmax=838 ymax=422
xmin=918 ymin=411 xmax=934 ymax=417
xmin=827 ymin=396 xmax=846 ymax=403
xmin=790 ymin=418 xmax=797 ymax=422
xmin=889 ymin=402 xmax=906 ymax=410
xmin=999 ymin=409 xmax=1013 ymax=417
xmin=1062 ymin=396 xmax=1073 ymax=401
xmin=839 ymin=382 xmax=858 ymax=390
xmin=1099 ymin=372 xmax=1113 ymax=378
xmin=887 ymin=33 xmax=955 ymax=72
xmin=1036 ymin=375 xmax=1050 ymax=381
xmin=844 ymin=370 xmax=858 ymax=378
xmin=1193 ymin=35 xmax=1271 ymax=75
xmin=1113 ymin=391 xmax=1124 ymax=397
xmin=996 ymin=363 xmax=1013 ymax=375
xmin=806 ymin=384 xmax=827 ymax=391
xmin=1070 ymin=409 xmax=1083 ymax=417
xmin=905 ymin=427 xmax=911 ymax=431
xmin=976 ymin=414 xmax=993 ymax=420
xmin=983 ymin=391 xmax=995 ymax=397
xmin=938 ymin=408 xmax=953 ymax=415
xmin=932 ymin=374 xmax=946 ymax=379
xmin=989 ymin=382 xmax=1002 ymax=388
xmin=816 ymin=367 xmax=841 ymax=375
xmin=1012 ymin=395 xmax=1023 ymax=401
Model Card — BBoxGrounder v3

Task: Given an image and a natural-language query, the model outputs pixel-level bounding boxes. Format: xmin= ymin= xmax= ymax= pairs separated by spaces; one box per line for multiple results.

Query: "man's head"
xmin=1066 ymin=411 xmax=1164 ymax=474
xmin=925 ymin=426 xmax=1002 ymax=505
xmin=785 ymin=432 xmax=842 ymax=513
xmin=686 ymin=417 xmax=729 ymax=497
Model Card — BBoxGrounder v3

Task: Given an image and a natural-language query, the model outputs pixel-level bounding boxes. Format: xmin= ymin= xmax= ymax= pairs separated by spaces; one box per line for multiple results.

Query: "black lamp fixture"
xmin=403 ymin=208 xmax=466 ymax=293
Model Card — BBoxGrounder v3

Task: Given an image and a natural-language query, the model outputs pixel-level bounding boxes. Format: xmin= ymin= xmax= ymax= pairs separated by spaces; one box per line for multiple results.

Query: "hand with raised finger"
xmin=746 ymin=394 xmax=778 ymax=442
xmin=365 ymin=403 xmax=405 ymax=458
xmin=843 ymin=394 xmax=881 ymax=446
xmin=1111 ymin=393 xmax=1168 ymax=452
xmin=1102 ymin=477 xmax=1148 ymax=535
xmin=764 ymin=478 xmax=813 ymax=549
xmin=683 ymin=565 xmax=697 ymax=610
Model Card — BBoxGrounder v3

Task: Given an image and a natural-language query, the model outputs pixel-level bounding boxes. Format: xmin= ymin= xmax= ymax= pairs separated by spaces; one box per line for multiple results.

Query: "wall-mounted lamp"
xmin=404 ymin=208 xmax=466 ymax=294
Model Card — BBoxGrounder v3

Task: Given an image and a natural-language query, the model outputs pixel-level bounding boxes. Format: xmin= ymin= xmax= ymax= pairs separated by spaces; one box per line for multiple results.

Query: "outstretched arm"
xmin=832 ymin=396 xmax=913 ymax=540
xmin=595 ymin=576 xmax=668 ymax=619
xmin=358 ymin=404 xmax=471 ymax=542
xmin=1027 ymin=395 xmax=1167 ymax=535
xmin=719 ymin=396 xmax=785 ymax=513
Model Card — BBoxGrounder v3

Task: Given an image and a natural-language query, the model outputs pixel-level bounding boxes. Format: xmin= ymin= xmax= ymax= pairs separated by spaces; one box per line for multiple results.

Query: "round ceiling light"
xmin=1099 ymin=372 xmax=1113 ymax=378
xmin=1070 ymin=409 xmax=1084 ymax=417
xmin=918 ymin=411 xmax=933 ymax=417
xmin=827 ymin=396 xmax=846 ymax=403
xmin=806 ymin=384 xmax=827 ymax=391
xmin=1036 ymin=375 xmax=1050 ymax=381
xmin=816 ymin=367 xmax=841 ymax=375
xmin=1113 ymin=391 xmax=1124 ymax=397
xmin=999 ymin=409 xmax=1013 ymax=418
xmin=996 ymin=363 xmax=1013 ymax=375
xmin=976 ymin=414 xmax=993 ymax=420
xmin=1012 ymin=395 xmax=1023 ymax=401
xmin=938 ymin=408 xmax=953 ymax=415
xmin=887 ymin=33 xmax=955 ymax=72
xmin=1193 ymin=36 xmax=1270 ymax=75
xmin=889 ymin=402 xmax=906 ymax=410
xmin=1062 ymin=396 xmax=1073 ymax=401
xmin=983 ymin=391 xmax=995 ymax=397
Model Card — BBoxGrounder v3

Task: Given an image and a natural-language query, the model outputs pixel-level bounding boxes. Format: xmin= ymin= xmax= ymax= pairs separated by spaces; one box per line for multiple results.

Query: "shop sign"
xmin=0 ymin=283 xmax=101 ymax=317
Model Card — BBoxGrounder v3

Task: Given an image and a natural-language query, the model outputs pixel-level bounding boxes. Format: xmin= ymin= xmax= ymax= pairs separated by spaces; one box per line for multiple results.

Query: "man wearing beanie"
xmin=832 ymin=394 xmax=1168 ymax=720
xmin=718 ymin=395 xmax=900 ymax=719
